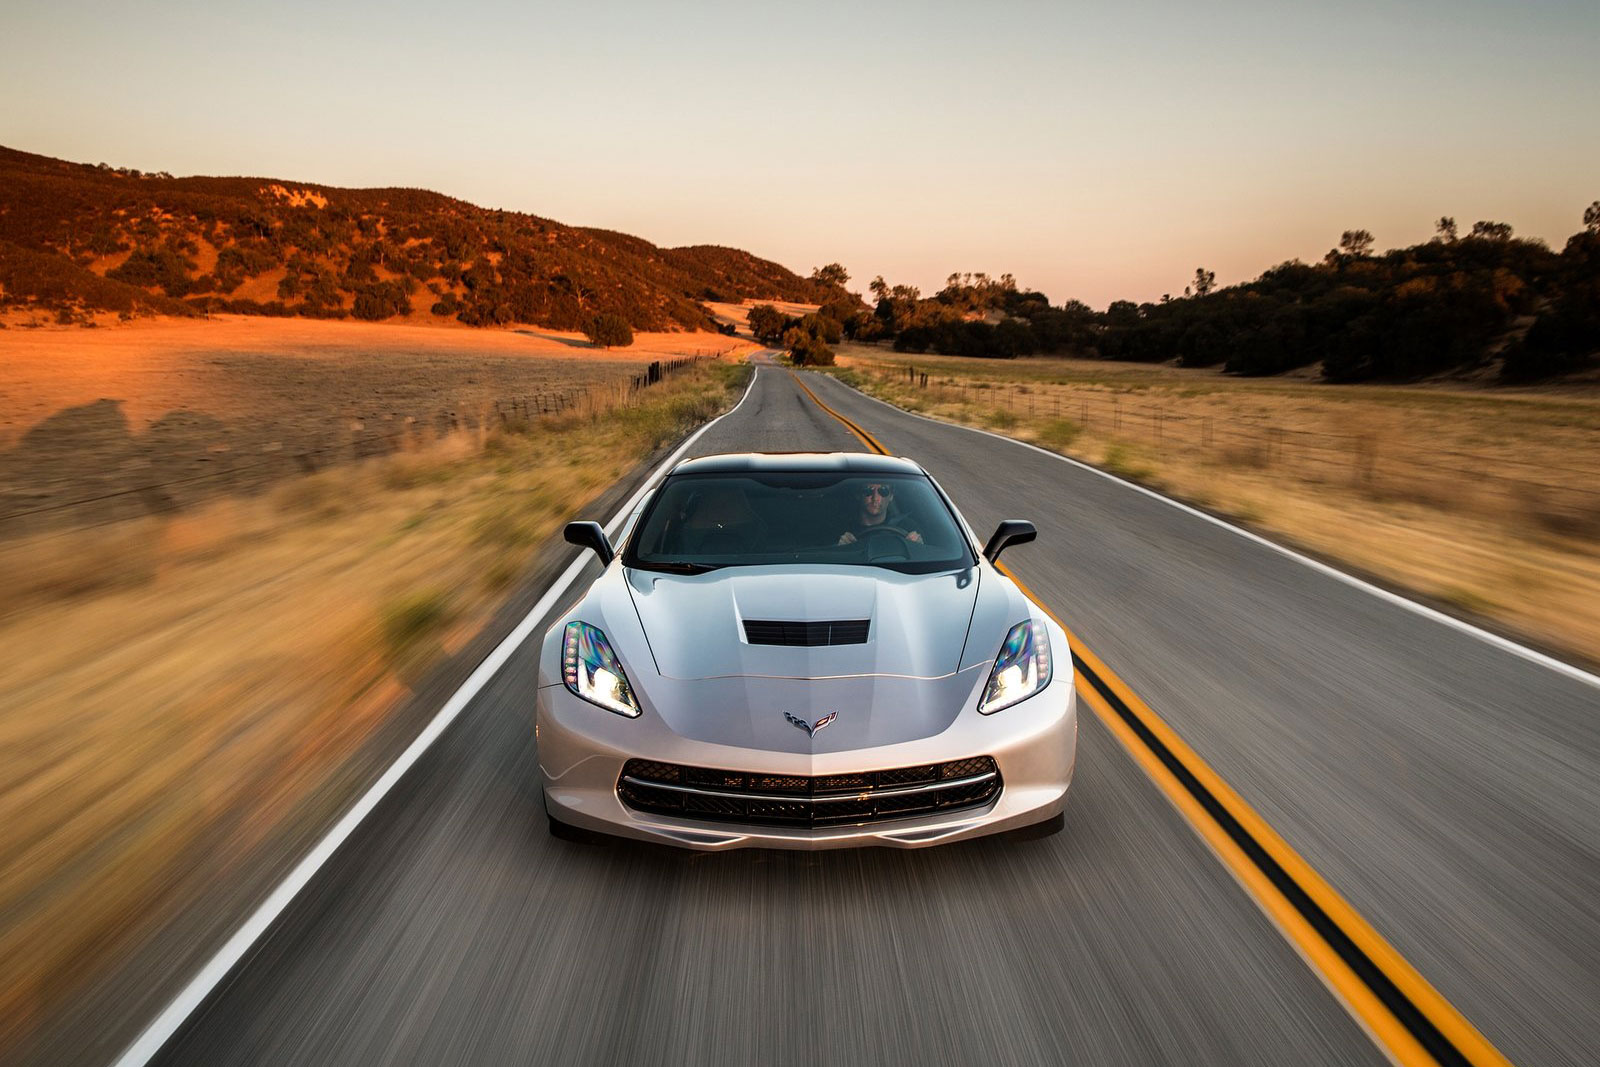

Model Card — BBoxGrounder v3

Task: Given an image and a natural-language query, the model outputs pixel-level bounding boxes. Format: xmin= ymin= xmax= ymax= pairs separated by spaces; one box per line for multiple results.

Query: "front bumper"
xmin=534 ymin=672 xmax=1076 ymax=850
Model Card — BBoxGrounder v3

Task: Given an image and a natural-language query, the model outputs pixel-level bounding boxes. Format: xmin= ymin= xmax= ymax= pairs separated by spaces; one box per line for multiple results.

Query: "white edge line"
xmin=804 ymin=368 xmax=1600 ymax=691
xmin=111 ymin=364 xmax=762 ymax=1067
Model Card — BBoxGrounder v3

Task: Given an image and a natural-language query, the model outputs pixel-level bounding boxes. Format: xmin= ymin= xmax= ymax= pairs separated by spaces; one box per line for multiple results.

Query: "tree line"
xmin=847 ymin=207 xmax=1600 ymax=382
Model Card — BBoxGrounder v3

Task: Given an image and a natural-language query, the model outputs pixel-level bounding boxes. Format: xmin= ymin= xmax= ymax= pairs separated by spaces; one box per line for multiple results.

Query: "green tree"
xmin=1435 ymin=216 xmax=1458 ymax=242
xmin=353 ymin=281 xmax=410 ymax=321
xmin=1469 ymin=220 xmax=1514 ymax=241
xmin=799 ymin=312 xmax=843 ymax=345
xmin=747 ymin=304 xmax=788 ymax=344
xmin=584 ymin=313 xmax=634 ymax=348
xmin=107 ymin=247 xmax=197 ymax=297
xmin=1192 ymin=268 xmax=1216 ymax=297
xmin=791 ymin=333 xmax=835 ymax=366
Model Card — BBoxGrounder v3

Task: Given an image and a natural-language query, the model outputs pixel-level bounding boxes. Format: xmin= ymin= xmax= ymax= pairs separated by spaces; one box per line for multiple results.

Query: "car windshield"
xmin=625 ymin=471 xmax=973 ymax=574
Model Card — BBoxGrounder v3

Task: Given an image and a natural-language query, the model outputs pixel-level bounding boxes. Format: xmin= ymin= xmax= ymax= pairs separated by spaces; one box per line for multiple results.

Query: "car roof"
xmin=669 ymin=452 xmax=926 ymax=476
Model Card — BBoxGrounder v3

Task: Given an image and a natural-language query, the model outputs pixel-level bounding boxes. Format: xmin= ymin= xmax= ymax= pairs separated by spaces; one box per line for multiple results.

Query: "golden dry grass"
xmin=0 ymin=358 xmax=750 ymax=1053
xmin=0 ymin=314 xmax=744 ymax=444
xmin=703 ymin=299 xmax=818 ymax=337
xmin=832 ymin=344 xmax=1600 ymax=662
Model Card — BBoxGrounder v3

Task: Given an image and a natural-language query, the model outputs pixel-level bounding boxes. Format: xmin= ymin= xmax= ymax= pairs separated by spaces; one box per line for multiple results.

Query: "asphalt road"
xmin=151 ymin=359 xmax=1599 ymax=1066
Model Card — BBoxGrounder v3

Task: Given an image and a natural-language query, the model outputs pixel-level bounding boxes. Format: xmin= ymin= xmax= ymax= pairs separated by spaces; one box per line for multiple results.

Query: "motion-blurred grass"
xmin=0 ymin=358 xmax=750 ymax=1054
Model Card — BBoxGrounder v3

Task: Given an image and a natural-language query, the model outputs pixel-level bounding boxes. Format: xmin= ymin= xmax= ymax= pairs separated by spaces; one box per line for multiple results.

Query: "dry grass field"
xmin=0 ymin=318 xmax=752 ymax=1054
xmin=0 ymin=316 xmax=741 ymax=534
xmin=704 ymin=298 xmax=818 ymax=328
xmin=830 ymin=344 xmax=1600 ymax=664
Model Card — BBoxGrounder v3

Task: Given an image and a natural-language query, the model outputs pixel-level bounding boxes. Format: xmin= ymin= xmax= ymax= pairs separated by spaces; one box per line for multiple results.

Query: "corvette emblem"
xmin=784 ymin=711 xmax=837 ymax=737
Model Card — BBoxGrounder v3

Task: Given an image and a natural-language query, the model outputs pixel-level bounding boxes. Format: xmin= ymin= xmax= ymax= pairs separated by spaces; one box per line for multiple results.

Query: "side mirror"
xmin=564 ymin=521 xmax=615 ymax=566
xmin=983 ymin=519 xmax=1036 ymax=564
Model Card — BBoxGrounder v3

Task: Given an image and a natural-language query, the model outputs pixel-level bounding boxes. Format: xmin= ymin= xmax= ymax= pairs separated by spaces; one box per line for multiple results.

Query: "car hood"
xmin=625 ymin=564 xmax=980 ymax=681
xmin=538 ymin=559 xmax=1040 ymax=753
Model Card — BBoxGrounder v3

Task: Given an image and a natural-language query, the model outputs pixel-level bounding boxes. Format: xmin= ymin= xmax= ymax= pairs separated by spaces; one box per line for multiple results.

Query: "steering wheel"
xmin=858 ymin=524 xmax=916 ymax=556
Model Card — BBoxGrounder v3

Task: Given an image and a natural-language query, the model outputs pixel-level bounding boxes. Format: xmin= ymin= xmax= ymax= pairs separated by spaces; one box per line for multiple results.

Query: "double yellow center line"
xmin=788 ymin=366 xmax=1511 ymax=1067
xmin=789 ymin=370 xmax=889 ymax=455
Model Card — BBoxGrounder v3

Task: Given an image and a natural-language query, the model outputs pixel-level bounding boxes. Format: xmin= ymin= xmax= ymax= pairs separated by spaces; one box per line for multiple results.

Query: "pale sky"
xmin=3 ymin=0 xmax=1596 ymax=308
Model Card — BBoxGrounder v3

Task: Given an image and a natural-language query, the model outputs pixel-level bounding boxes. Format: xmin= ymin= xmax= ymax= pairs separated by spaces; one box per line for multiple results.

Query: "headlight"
xmin=562 ymin=621 xmax=641 ymax=717
xmin=978 ymin=620 xmax=1052 ymax=714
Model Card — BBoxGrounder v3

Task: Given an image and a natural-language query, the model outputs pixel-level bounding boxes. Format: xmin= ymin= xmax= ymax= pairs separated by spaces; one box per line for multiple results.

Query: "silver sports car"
xmin=535 ymin=452 xmax=1076 ymax=849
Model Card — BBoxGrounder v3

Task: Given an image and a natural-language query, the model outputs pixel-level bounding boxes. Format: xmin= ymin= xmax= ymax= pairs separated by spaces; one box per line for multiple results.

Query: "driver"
xmin=838 ymin=481 xmax=922 ymax=545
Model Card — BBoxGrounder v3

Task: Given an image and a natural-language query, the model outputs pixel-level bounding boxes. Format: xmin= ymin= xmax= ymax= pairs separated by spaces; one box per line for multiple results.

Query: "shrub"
xmin=799 ymin=312 xmax=843 ymax=345
xmin=1502 ymin=280 xmax=1600 ymax=381
xmin=584 ymin=312 xmax=634 ymax=348
xmin=791 ymin=334 xmax=835 ymax=366
xmin=380 ymin=589 xmax=451 ymax=658
xmin=1036 ymin=418 xmax=1082 ymax=452
xmin=747 ymin=304 xmax=788 ymax=344
xmin=0 ymin=240 xmax=192 ymax=317
xmin=1101 ymin=443 xmax=1155 ymax=481
xmin=352 ymin=281 xmax=410 ymax=321
xmin=107 ymin=247 xmax=196 ymax=297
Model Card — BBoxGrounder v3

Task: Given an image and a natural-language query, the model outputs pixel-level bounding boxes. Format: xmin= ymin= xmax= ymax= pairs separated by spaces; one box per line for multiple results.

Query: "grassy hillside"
xmin=0 ymin=146 xmax=836 ymax=329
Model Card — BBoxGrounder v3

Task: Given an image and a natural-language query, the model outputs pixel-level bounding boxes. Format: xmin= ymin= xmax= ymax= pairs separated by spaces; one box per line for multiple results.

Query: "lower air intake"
xmin=617 ymin=757 xmax=1000 ymax=828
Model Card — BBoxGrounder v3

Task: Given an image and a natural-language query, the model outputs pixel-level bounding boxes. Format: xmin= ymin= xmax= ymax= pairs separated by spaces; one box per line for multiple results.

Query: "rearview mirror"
xmin=983 ymin=519 xmax=1036 ymax=563
xmin=564 ymin=521 xmax=615 ymax=566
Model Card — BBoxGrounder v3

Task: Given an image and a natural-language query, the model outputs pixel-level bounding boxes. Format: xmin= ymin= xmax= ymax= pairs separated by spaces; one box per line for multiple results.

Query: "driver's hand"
xmin=908 ymin=531 xmax=922 ymax=543
xmin=838 ymin=532 xmax=856 ymax=545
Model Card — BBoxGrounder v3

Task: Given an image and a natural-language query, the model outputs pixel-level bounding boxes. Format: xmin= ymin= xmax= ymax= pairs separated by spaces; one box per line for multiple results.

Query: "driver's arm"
xmin=840 ymin=527 xmax=918 ymax=544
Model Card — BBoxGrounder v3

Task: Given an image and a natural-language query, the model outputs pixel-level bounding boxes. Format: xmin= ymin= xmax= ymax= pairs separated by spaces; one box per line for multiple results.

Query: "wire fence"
xmin=0 ymin=354 xmax=716 ymax=539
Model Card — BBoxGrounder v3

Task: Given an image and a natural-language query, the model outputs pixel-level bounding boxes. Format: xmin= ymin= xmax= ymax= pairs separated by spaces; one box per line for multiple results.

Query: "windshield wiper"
xmin=631 ymin=560 xmax=724 ymax=574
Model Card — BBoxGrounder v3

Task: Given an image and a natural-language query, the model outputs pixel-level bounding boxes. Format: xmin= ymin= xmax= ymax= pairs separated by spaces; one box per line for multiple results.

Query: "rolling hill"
xmin=0 ymin=146 xmax=836 ymax=330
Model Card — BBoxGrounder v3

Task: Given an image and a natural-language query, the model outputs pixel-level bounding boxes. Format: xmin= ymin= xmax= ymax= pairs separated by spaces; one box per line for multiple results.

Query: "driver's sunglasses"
xmin=862 ymin=484 xmax=894 ymax=499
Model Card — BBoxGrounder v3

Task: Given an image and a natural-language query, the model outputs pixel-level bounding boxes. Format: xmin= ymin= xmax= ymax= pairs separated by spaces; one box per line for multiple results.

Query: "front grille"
xmin=617 ymin=757 xmax=1001 ymax=828
xmin=742 ymin=619 xmax=870 ymax=646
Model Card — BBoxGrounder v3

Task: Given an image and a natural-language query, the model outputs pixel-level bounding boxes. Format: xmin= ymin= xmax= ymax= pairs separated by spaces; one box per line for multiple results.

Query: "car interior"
xmin=632 ymin=474 xmax=969 ymax=568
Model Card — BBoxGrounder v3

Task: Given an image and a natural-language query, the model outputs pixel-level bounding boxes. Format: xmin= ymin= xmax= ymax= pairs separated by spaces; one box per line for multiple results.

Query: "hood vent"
xmin=743 ymin=619 xmax=870 ymax=647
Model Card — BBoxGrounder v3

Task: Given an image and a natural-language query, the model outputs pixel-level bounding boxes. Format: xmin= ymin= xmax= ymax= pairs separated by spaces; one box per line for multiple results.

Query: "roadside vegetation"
xmin=785 ymin=207 xmax=1600 ymax=385
xmin=743 ymin=264 xmax=862 ymax=365
xmin=583 ymin=312 xmax=634 ymax=349
xmin=0 ymin=357 xmax=751 ymax=1056
xmin=825 ymin=346 xmax=1600 ymax=663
